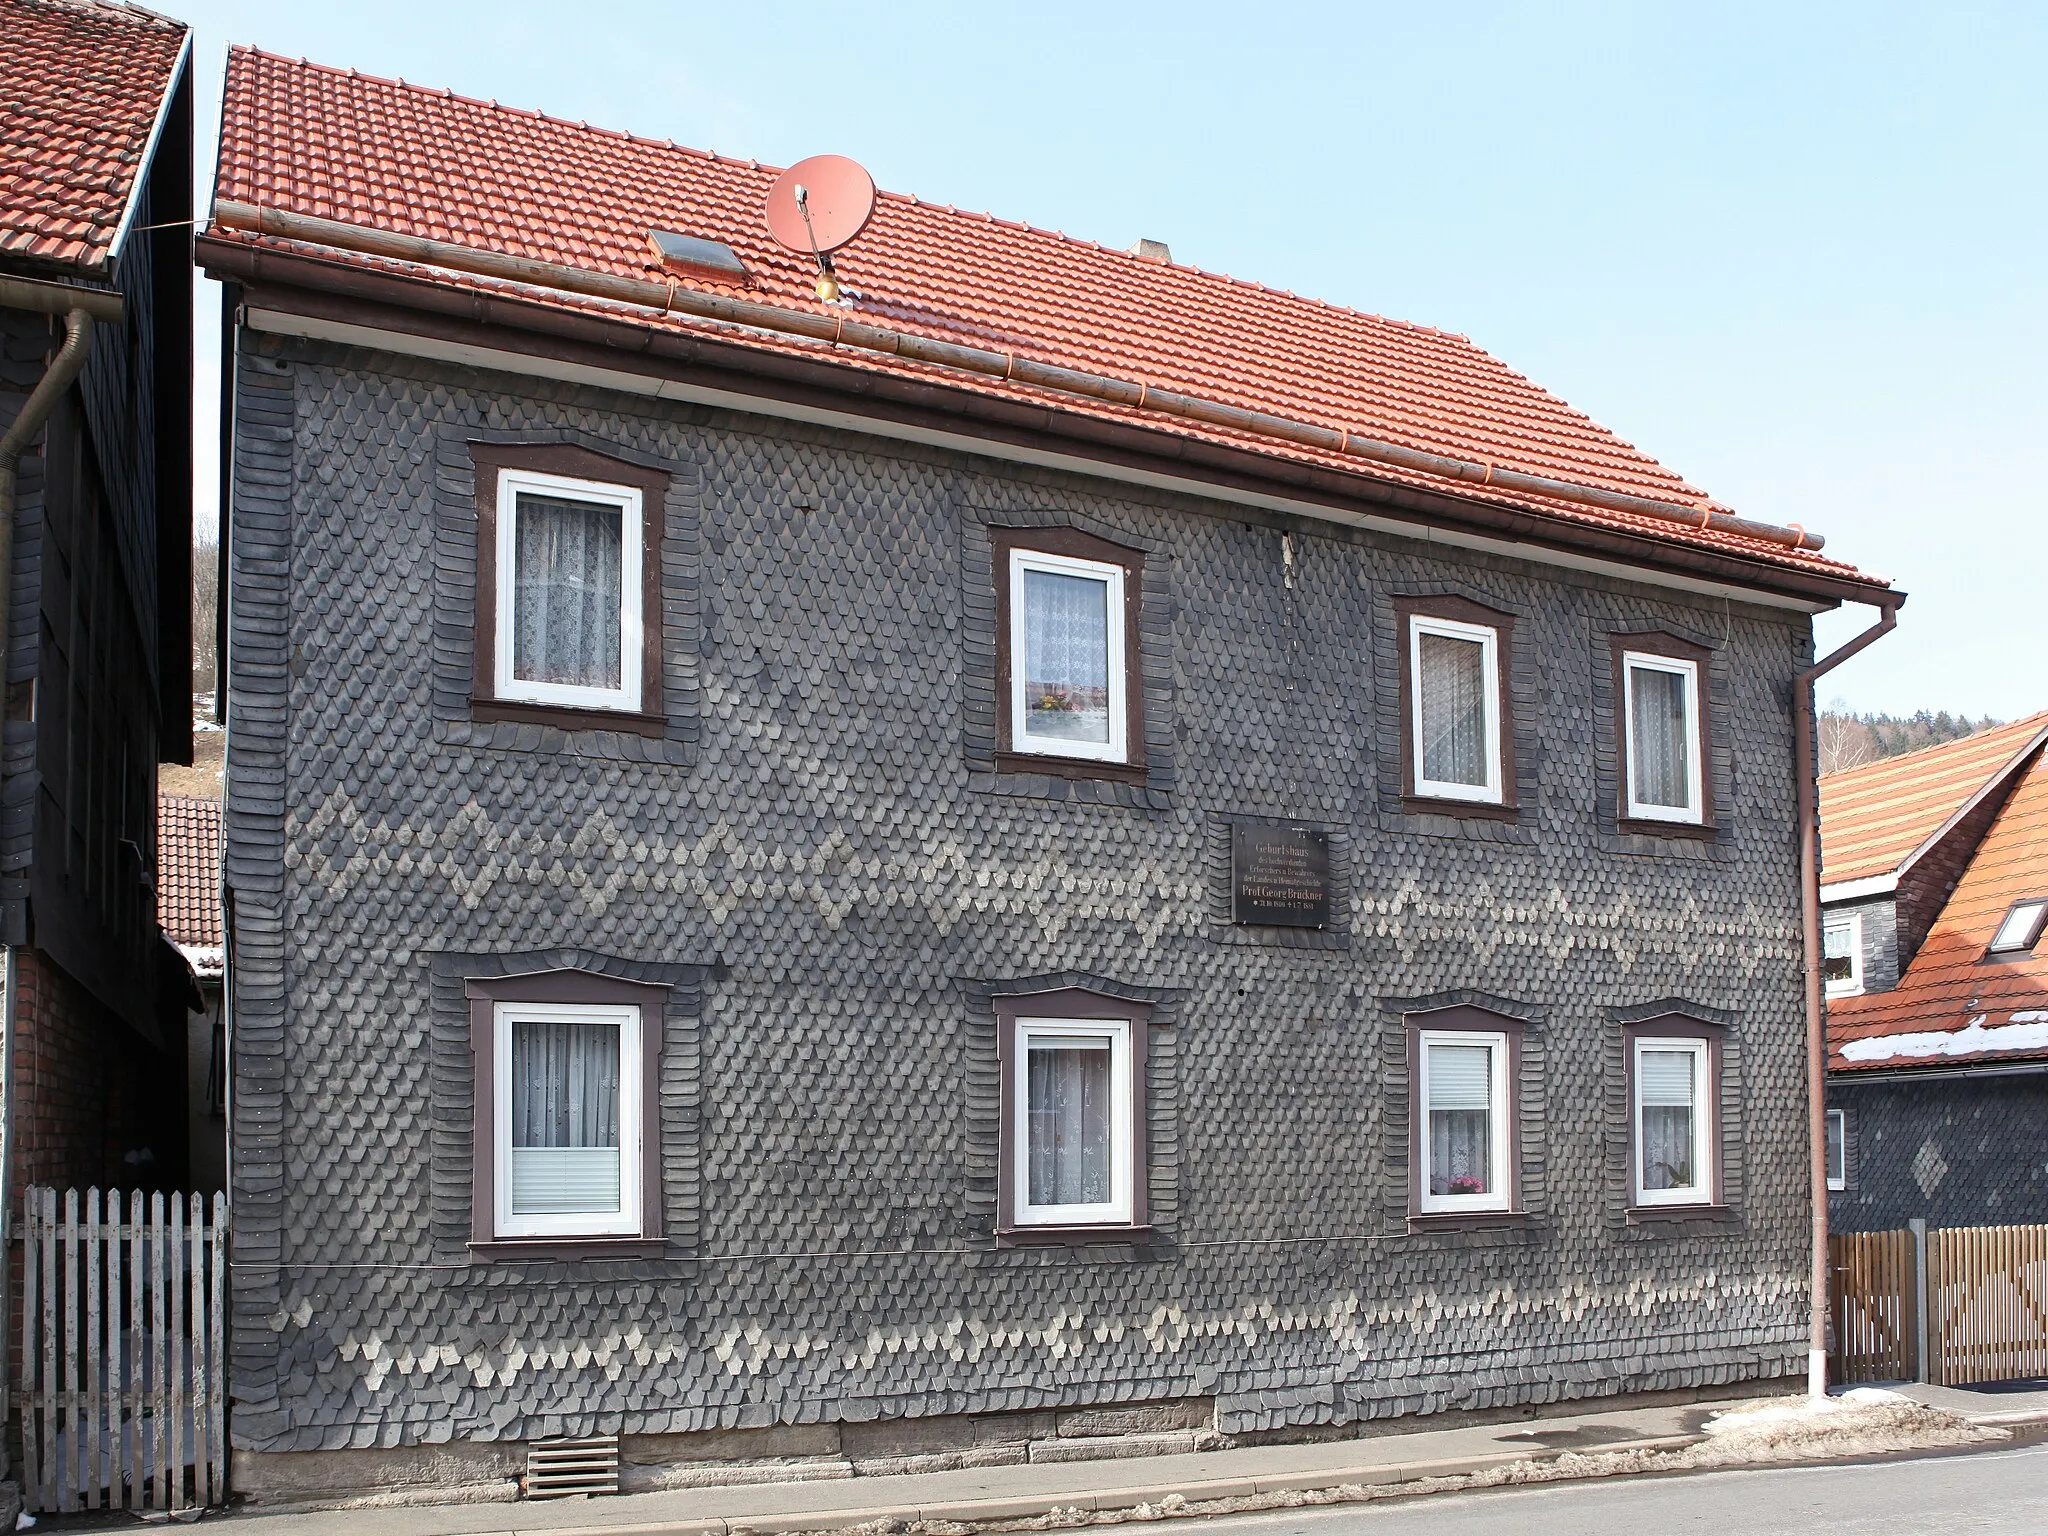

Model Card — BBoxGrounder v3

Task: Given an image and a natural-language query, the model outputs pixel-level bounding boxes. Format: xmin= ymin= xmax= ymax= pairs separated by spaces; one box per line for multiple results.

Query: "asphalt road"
xmin=1184 ymin=1440 xmax=2048 ymax=1535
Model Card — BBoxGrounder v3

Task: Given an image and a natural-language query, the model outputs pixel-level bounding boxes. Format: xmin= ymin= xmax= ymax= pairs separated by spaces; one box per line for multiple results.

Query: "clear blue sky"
xmin=177 ymin=1 xmax=2046 ymax=718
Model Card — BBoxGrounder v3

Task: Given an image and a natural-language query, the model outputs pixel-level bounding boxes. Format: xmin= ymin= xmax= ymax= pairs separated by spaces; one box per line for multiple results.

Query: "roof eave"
xmin=200 ymin=237 xmax=1897 ymax=611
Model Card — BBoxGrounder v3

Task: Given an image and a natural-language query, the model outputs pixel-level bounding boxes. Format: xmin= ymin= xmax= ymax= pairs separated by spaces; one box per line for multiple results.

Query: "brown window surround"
xmin=1622 ymin=1014 xmax=1725 ymax=1220
xmin=466 ymin=969 xmax=669 ymax=1259
xmin=1393 ymin=594 xmax=1518 ymax=822
xmin=994 ymin=988 xmax=1152 ymax=1244
xmin=1405 ymin=1004 xmax=1527 ymax=1232
xmin=471 ymin=442 xmax=669 ymax=739
xmin=1608 ymin=631 xmax=1716 ymax=838
xmin=991 ymin=526 xmax=1146 ymax=785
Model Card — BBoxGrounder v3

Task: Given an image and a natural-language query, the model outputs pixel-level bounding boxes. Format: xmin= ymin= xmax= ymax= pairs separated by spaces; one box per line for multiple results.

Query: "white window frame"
xmin=492 ymin=1000 xmax=643 ymax=1240
xmin=1823 ymin=910 xmax=1865 ymax=998
xmin=494 ymin=467 xmax=644 ymax=714
xmin=1407 ymin=614 xmax=1503 ymax=804
xmin=1989 ymin=899 xmax=2048 ymax=954
xmin=1007 ymin=547 xmax=1128 ymax=764
xmin=1010 ymin=1016 xmax=1134 ymax=1227
xmin=1631 ymin=1036 xmax=1714 ymax=1208
xmin=1826 ymin=1107 xmax=1847 ymax=1192
xmin=1621 ymin=651 xmax=1705 ymax=823
xmin=1416 ymin=1029 xmax=1512 ymax=1215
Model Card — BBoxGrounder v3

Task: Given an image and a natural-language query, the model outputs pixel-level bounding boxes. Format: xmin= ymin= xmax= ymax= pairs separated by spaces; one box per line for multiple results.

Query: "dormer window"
xmin=1989 ymin=899 xmax=2048 ymax=955
xmin=1822 ymin=912 xmax=1864 ymax=997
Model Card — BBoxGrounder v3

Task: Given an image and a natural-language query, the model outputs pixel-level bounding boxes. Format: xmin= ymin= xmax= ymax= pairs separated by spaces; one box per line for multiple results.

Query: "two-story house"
xmin=200 ymin=49 xmax=1899 ymax=1505
xmin=1821 ymin=714 xmax=2048 ymax=1231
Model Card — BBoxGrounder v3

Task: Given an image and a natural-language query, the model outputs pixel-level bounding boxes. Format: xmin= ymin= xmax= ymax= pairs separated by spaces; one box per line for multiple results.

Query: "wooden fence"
xmin=18 ymin=1188 xmax=228 ymax=1514
xmin=1927 ymin=1222 xmax=2048 ymax=1386
xmin=1830 ymin=1219 xmax=2048 ymax=1387
xmin=1829 ymin=1228 xmax=1917 ymax=1383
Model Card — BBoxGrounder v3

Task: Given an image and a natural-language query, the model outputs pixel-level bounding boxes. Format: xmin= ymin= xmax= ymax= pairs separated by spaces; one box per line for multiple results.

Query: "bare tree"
xmin=191 ymin=540 xmax=219 ymax=695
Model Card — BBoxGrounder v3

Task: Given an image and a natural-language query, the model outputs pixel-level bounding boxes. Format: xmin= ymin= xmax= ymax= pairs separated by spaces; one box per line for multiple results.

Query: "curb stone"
xmin=496 ymin=1434 xmax=1704 ymax=1536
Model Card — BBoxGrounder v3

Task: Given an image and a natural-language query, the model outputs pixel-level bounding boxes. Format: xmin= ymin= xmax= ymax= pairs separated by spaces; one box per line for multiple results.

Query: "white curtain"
xmin=1427 ymin=1043 xmax=1493 ymax=1196
xmin=1629 ymin=666 xmax=1691 ymax=808
xmin=513 ymin=493 xmax=624 ymax=690
xmin=510 ymin=1020 xmax=621 ymax=1215
xmin=1022 ymin=569 xmax=1110 ymax=744
xmin=1822 ymin=920 xmax=1855 ymax=985
xmin=1418 ymin=631 xmax=1487 ymax=786
xmin=1639 ymin=1048 xmax=1697 ymax=1192
xmin=1027 ymin=1039 xmax=1111 ymax=1207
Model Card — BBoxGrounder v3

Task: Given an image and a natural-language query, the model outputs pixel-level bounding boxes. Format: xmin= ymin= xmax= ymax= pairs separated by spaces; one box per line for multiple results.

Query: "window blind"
xmin=1427 ymin=1043 xmax=1494 ymax=1110
xmin=1638 ymin=1048 xmax=1697 ymax=1108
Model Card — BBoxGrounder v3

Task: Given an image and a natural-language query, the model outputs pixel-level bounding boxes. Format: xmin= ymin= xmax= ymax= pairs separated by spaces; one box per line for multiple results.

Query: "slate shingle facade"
xmin=1829 ymin=1075 xmax=2048 ymax=1233
xmin=224 ymin=330 xmax=1817 ymax=1483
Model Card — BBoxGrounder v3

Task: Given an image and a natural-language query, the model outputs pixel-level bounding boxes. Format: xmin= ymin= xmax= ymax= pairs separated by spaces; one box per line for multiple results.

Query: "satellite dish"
xmin=765 ymin=155 xmax=877 ymax=256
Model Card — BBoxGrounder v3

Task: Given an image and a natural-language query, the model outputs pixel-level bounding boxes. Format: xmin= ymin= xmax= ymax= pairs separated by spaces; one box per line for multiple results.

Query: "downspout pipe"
xmin=1795 ymin=595 xmax=1902 ymax=1398
xmin=210 ymin=202 xmax=1829 ymax=553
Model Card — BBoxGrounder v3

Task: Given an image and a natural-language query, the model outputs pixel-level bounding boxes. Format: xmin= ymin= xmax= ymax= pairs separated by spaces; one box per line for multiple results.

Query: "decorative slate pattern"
xmin=0 ymin=0 xmax=185 ymax=273
xmin=226 ymin=334 xmax=1818 ymax=1459
xmin=1828 ymin=1076 xmax=2048 ymax=1233
xmin=206 ymin=49 xmax=1881 ymax=583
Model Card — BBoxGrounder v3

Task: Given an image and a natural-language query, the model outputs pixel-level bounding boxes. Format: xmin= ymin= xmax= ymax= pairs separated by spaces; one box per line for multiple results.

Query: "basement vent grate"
xmin=526 ymin=1433 xmax=620 ymax=1498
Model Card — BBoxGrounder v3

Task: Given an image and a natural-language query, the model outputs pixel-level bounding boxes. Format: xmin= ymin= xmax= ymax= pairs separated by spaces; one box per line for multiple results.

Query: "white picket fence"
xmin=18 ymin=1188 xmax=228 ymax=1513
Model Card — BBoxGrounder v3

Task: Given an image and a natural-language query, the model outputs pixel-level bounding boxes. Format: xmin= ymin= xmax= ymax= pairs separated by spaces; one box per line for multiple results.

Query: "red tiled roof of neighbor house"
xmin=1818 ymin=714 xmax=2048 ymax=888
xmin=0 ymin=0 xmax=188 ymax=274
xmin=1828 ymin=747 xmax=2048 ymax=1072
xmin=157 ymin=793 xmax=221 ymax=951
xmin=206 ymin=49 xmax=1885 ymax=590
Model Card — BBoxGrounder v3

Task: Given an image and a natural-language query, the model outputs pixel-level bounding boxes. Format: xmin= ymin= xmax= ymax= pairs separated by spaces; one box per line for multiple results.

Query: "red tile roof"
xmin=157 ymin=793 xmax=220 ymax=950
xmin=1818 ymin=714 xmax=2048 ymax=887
xmin=0 ymin=0 xmax=187 ymax=274
xmin=1829 ymin=748 xmax=2048 ymax=1072
xmin=207 ymin=49 xmax=1882 ymax=589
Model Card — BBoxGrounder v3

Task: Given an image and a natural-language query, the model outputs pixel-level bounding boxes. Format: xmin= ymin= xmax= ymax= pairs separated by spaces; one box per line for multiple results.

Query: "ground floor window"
xmin=1827 ymin=1107 xmax=1847 ymax=1191
xmin=1626 ymin=1025 xmax=1722 ymax=1210
xmin=1415 ymin=1024 xmax=1514 ymax=1215
xmin=995 ymin=989 xmax=1150 ymax=1236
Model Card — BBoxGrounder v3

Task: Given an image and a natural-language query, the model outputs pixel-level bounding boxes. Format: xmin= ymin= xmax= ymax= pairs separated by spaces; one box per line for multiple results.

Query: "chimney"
xmin=1128 ymin=238 xmax=1171 ymax=265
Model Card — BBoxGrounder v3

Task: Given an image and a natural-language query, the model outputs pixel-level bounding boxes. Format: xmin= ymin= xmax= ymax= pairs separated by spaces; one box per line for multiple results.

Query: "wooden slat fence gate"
xmin=18 ymin=1188 xmax=227 ymax=1514
xmin=1828 ymin=1228 xmax=1918 ymax=1384
xmin=1928 ymin=1222 xmax=2048 ymax=1386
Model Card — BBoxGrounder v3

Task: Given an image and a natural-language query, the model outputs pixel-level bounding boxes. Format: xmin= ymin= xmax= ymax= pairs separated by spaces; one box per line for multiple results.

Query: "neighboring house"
xmin=159 ymin=792 xmax=225 ymax=1196
xmin=0 ymin=0 xmax=195 ymax=1201
xmin=199 ymin=50 xmax=1897 ymax=1503
xmin=1822 ymin=714 xmax=2048 ymax=1231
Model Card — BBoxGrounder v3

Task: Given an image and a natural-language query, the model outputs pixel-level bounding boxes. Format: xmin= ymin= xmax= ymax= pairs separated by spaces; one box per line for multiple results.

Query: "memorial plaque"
xmin=1231 ymin=824 xmax=1331 ymax=928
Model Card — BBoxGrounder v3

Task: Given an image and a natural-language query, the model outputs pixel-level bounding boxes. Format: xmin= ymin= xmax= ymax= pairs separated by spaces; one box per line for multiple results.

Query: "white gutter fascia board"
xmin=243 ymin=306 xmax=1832 ymax=617
xmin=1818 ymin=873 xmax=1901 ymax=904
xmin=106 ymin=34 xmax=192 ymax=267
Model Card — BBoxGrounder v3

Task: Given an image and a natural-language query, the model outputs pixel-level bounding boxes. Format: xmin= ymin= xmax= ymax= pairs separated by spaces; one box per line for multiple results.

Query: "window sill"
xmin=1401 ymin=795 xmax=1518 ymax=824
xmin=994 ymin=750 xmax=1147 ymax=786
xmin=1616 ymin=816 xmax=1717 ymax=841
xmin=1624 ymin=1203 xmax=1730 ymax=1226
xmin=471 ymin=696 xmax=669 ymax=739
xmin=467 ymin=1237 xmax=668 ymax=1261
xmin=996 ymin=1223 xmax=1154 ymax=1248
xmin=1406 ymin=1210 xmax=1528 ymax=1235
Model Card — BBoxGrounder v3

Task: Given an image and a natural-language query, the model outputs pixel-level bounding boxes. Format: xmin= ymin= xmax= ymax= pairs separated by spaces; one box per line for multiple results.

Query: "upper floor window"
xmin=1988 ymin=899 xmax=2047 ymax=956
xmin=495 ymin=469 xmax=644 ymax=713
xmin=1395 ymin=595 xmax=1516 ymax=814
xmin=470 ymin=442 xmax=668 ymax=733
xmin=1620 ymin=648 xmax=1706 ymax=824
xmin=995 ymin=530 xmax=1143 ymax=772
xmin=1823 ymin=911 xmax=1864 ymax=997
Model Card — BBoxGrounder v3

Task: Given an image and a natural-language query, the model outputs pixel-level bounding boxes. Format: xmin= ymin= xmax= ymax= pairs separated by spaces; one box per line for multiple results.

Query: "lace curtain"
xmin=513 ymin=493 xmax=624 ymax=691
xmin=1629 ymin=665 xmax=1691 ymax=808
xmin=1021 ymin=569 xmax=1110 ymax=744
xmin=1418 ymin=631 xmax=1487 ymax=786
xmin=1427 ymin=1042 xmax=1493 ymax=1196
xmin=1638 ymin=1048 xmax=1697 ymax=1192
xmin=509 ymin=1019 xmax=621 ymax=1215
xmin=1026 ymin=1039 xmax=1111 ymax=1207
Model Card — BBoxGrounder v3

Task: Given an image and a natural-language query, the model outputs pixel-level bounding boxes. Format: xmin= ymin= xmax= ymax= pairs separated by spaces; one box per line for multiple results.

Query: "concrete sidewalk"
xmin=1891 ymin=1380 xmax=2048 ymax=1427
xmin=198 ymin=1404 xmax=1710 ymax=1536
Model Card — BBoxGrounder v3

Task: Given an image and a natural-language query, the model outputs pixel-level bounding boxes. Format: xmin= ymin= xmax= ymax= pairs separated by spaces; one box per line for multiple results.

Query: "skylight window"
xmin=1988 ymin=899 xmax=2048 ymax=955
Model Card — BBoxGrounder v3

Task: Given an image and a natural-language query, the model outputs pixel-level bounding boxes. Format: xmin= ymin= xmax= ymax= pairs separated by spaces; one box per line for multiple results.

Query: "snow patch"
xmin=1839 ymin=1014 xmax=2048 ymax=1063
